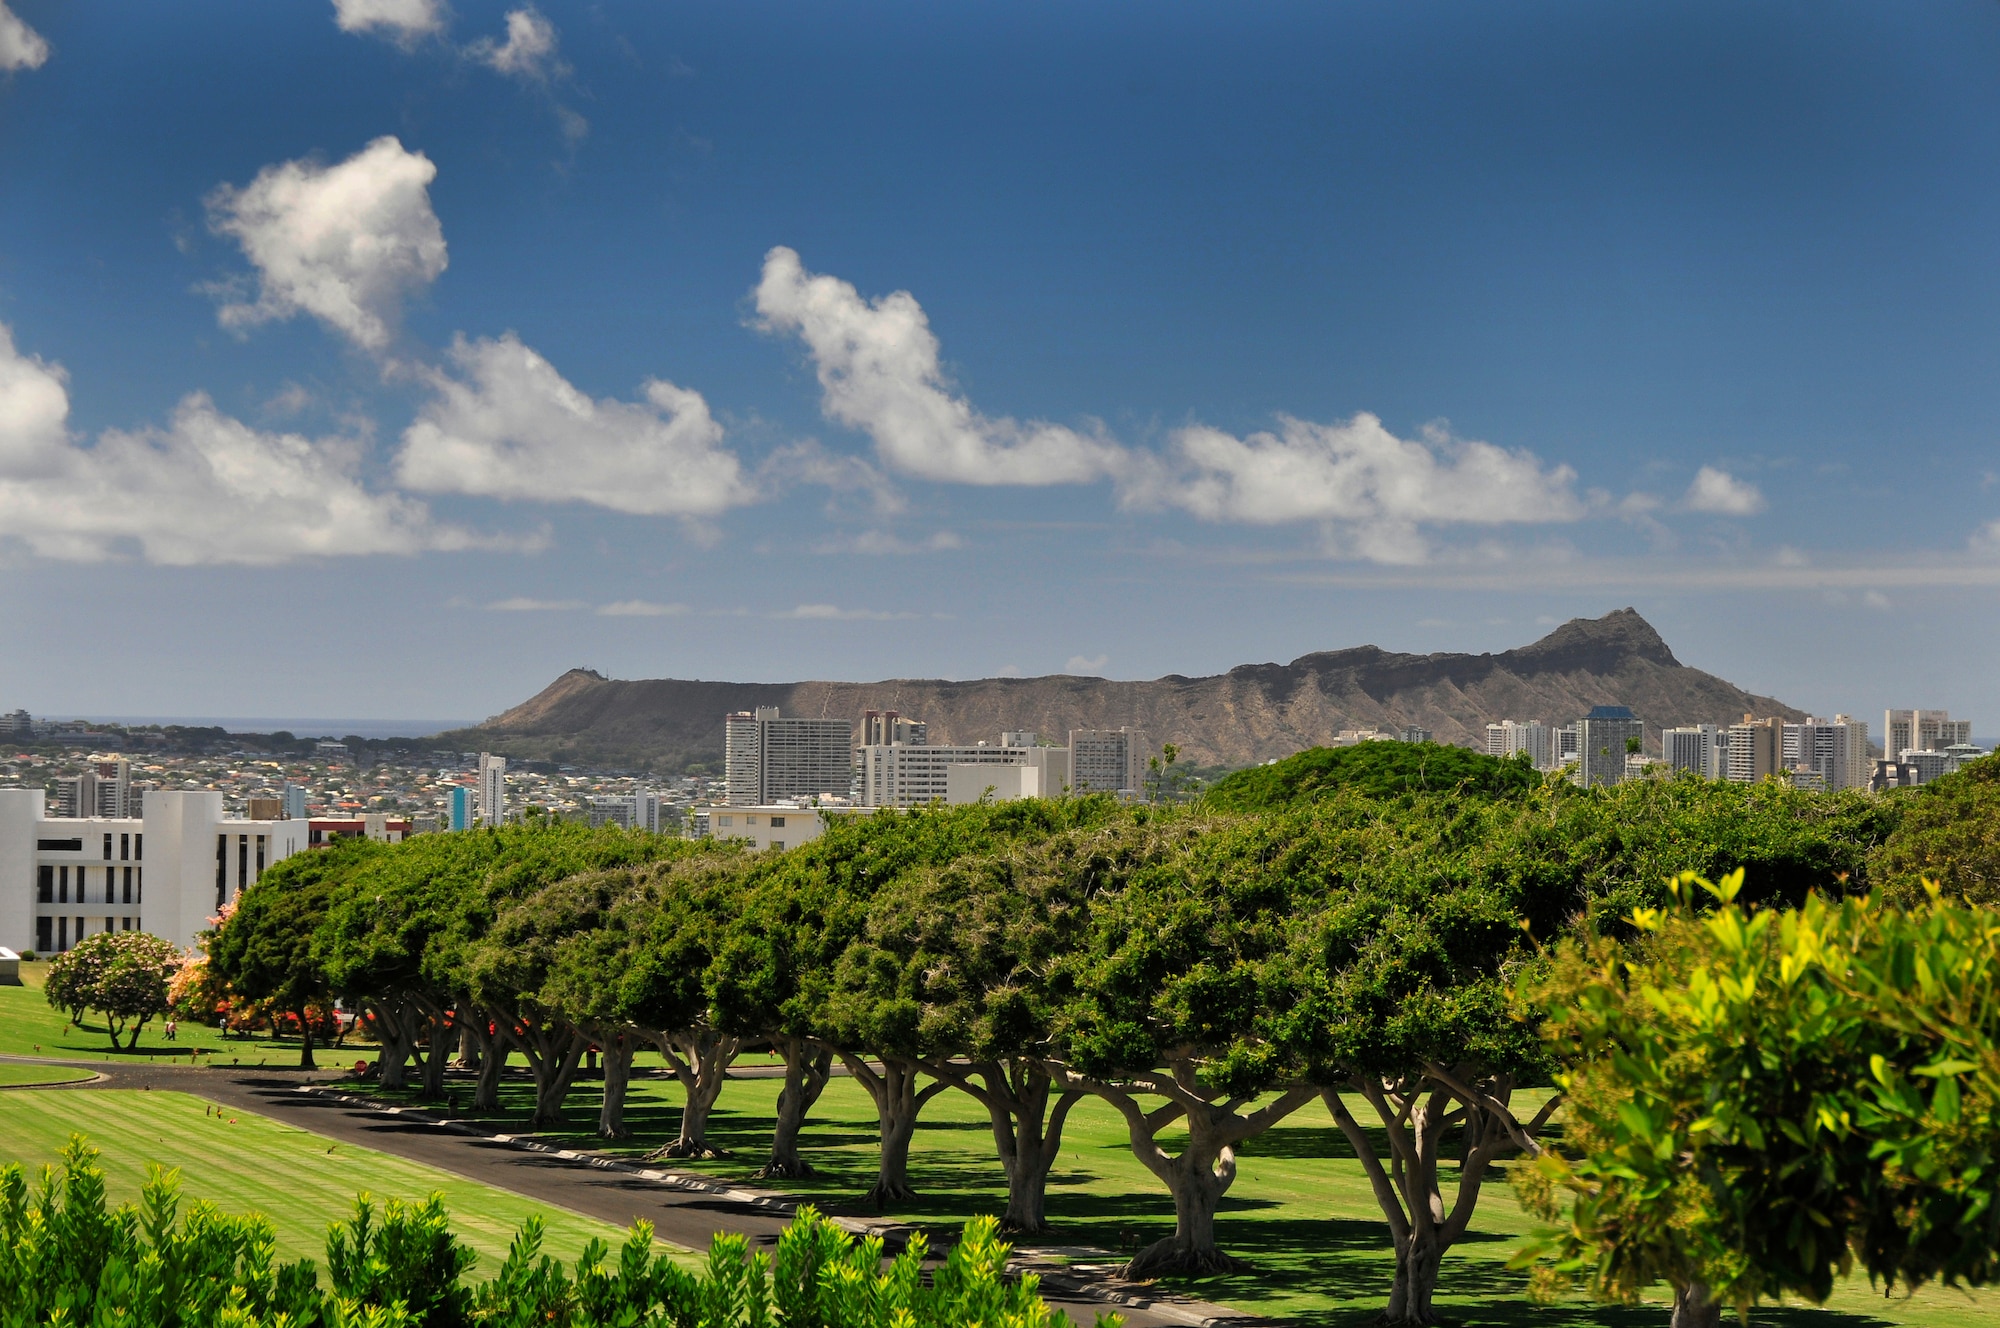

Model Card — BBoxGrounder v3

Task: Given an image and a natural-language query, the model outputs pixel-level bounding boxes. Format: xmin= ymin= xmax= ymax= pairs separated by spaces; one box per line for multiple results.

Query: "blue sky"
xmin=2 ymin=1 xmax=1998 ymax=732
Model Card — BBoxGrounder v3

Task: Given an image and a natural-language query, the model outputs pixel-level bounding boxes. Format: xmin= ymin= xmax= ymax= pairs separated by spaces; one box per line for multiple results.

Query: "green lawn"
xmin=358 ymin=1054 xmax=2000 ymax=1328
xmin=0 ymin=1088 xmax=663 ymax=1272
xmin=0 ymin=1061 xmax=96 ymax=1086
xmin=0 ymin=961 xmax=328 ymax=1065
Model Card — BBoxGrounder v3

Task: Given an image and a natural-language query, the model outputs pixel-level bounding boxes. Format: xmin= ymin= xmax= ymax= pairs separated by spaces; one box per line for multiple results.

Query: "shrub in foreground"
xmin=0 ymin=1136 xmax=1105 ymax=1328
xmin=1517 ymin=872 xmax=2000 ymax=1328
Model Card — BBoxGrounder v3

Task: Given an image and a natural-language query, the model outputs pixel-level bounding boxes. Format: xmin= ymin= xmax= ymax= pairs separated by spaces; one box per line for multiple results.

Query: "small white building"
xmin=687 ymin=803 xmax=875 ymax=851
xmin=0 ymin=789 xmax=308 ymax=954
xmin=945 ymin=747 xmax=1072 ymax=804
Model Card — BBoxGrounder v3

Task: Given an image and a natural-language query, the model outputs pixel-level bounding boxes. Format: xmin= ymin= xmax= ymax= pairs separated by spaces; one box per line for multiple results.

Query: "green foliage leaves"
xmin=1202 ymin=741 xmax=1542 ymax=812
xmin=1519 ymin=873 xmax=2000 ymax=1315
xmin=1871 ymin=754 xmax=2000 ymax=905
xmin=0 ymin=1140 xmax=1101 ymax=1328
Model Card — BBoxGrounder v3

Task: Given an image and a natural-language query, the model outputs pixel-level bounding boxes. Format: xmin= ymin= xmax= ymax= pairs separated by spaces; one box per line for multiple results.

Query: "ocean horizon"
xmin=47 ymin=717 xmax=479 ymax=741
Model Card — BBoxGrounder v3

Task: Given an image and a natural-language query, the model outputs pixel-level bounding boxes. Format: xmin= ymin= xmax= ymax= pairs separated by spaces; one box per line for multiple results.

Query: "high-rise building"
xmin=448 ymin=784 xmax=474 ymax=831
xmin=1885 ymin=709 xmax=1973 ymax=760
xmin=1726 ymin=715 xmax=1782 ymax=784
xmin=1485 ymin=720 xmax=1553 ymax=769
xmin=478 ymin=753 xmax=508 ymax=827
xmin=862 ymin=739 xmax=1069 ymax=808
xmin=282 ymin=783 xmax=309 ymax=821
xmin=1552 ymin=725 xmax=1580 ymax=772
xmin=1069 ymin=727 xmax=1145 ymax=795
xmin=1399 ymin=726 xmax=1433 ymax=744
xmin=860 ymin=711 xmax=928 ymax=747
xmin=51 ymin=771 xmax=96 ymax=819
xmin=1783 ymin=716 xmax=1870 ymax=791
xmin=1662 ymin=725 xmax=1725 ymax=780
xmin=724 ymin=708 xmax=854 ymax=806
xmin=1575 ymin=706 xmax=1643 ymax=789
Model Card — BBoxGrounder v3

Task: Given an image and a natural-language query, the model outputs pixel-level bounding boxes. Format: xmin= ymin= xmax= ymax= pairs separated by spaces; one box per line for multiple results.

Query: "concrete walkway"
xmin=0 ymin=1055 xmax=1263 ymax=1328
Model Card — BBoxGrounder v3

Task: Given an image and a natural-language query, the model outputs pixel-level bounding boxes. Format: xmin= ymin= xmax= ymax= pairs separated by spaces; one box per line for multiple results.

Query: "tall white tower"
xmin=478 ymin=753 xmax=508 ymax=827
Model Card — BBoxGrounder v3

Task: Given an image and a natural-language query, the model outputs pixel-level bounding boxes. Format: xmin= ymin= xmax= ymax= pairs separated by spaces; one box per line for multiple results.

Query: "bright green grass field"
xmin=0 ymin=1062 xmax=95 ymax=1086
xmin=0 ymin=962 xmax=316 ymax=1065
xmin=365 ymin=1056 xmax=2000 ymax=1328
xmin=0 ymin=1089 xmax=653 ymax=1272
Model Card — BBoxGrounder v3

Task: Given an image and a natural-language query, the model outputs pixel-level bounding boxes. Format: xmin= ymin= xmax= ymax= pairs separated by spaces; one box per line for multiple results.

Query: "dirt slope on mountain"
xmin=439 ymin=608 xmax=1803 ymax=772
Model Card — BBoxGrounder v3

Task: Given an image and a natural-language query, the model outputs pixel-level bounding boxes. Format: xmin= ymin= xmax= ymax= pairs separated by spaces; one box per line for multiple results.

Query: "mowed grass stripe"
xmin=0 ymin=1089 xmax=656 ymax=1270
xmin=0 ymin=1062 xmax=96 ymax=1086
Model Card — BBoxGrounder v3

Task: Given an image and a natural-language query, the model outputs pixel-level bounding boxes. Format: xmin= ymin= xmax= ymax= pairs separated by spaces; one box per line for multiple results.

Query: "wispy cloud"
xmin=779 ymin=603 xmax=923 ymax=621
xmin=814 ymin=529 xmax=963 ymax=556
xmin=1065 ymin=653 xmax=1110 ymax=674
xmin=597 ymin=600 xmax=687 ymax=617
xmin=485 ymin=596 xmax=587 ymax=612
xmin=0 ymin=0 xmax=50 ymax=70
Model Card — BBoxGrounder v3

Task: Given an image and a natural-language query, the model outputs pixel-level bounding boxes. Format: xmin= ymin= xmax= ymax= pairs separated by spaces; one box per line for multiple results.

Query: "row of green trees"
xmin=209 ymin=750 xmax=1910 ymax=1321
xmin=2 ymin=1139 xmax=1091 ymax=1328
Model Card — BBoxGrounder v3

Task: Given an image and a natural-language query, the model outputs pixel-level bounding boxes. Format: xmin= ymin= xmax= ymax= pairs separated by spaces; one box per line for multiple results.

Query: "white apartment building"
xmin=1662 ymin=725 xmax=1726 ymax=780
xmin=1785 ymin=715 xmax=1870 ymax=791
xmin=861 ymin=740 xmax=1060 ymax=808
xmin=944 ymin=747 xmax=1072 ymax=805
xmin=478 ymin=753 xmax=507 ymax=828
xmin=0 ymin=788 xmax=308 ymax=954
xmin=1070 ymin=727 xmax=1145 ymax=795
xmin=1885 ymin=709 xmax=1972 ymax=760
xmin=1485 ymin=720 xmax=1554 ymax=769
xmin=687 ymin=803 xmax=877 ymax=851
xmin=860 ymin=710 xmax=928 ymax=747
xmin=725 ymin=708 xmax=854 ymax=806
xmin=585 ymin=791 xmax=672 ymax=833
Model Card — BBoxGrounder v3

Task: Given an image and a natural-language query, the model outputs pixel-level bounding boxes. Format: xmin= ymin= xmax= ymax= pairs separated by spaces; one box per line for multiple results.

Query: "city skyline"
xmin=3 ymin=4 xmax=2000 ymax=724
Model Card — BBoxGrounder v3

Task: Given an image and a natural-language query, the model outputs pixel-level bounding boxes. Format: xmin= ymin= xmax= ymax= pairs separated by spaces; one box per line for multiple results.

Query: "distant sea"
xmin=51 ymin=717 xmax=478 ymax=740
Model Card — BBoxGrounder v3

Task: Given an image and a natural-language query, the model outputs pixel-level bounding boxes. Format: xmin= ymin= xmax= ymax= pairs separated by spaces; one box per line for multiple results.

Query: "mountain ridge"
xmin=441 ymin=608 xmax=1801 ymax=772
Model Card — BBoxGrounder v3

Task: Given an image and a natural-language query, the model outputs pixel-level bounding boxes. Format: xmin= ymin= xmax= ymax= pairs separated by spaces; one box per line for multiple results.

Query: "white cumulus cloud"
xmin=754 ymin=246 xmax=1124 ymax=487
xmin=1130 ymin=414 xmax=1583 ymax=565
xmin=470 ymin=7 xmax=561 ymax=80
xmin=1683 ymin=465 xmax=1766 ymax=516
xmin=331 ymin=0 xmax=446 ymax=41
xmin=0 ymin=323 xmax=482 ymax=565
xmin=0 ymin=0 xmax=50 ymax=70
xmin=207 ymin=136 xmax=447 ymax=353
xmin=396 ymin=333 xmax=758 ymax=518
xmin=1065 ymin=654 xmax=1110 ymax=675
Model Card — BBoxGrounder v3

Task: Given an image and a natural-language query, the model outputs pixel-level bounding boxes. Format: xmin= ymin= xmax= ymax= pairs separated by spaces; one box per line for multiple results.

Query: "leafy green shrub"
xmin=1870 ymin=753 xmax=2000 ymax=905
xmin=1203 ymin=741 xmax=1542 ymax=811
xmin=1516 ymin=872 xmax=2000 ymax=1328
xmin=0 ymin=1137 xmax=1108 ymax=1328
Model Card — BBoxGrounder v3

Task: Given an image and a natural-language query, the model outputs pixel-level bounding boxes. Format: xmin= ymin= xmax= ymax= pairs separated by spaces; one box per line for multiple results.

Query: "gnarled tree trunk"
xmin=842 ymin=1053 xmax=948 ymax=1209
xmin=1323 ymin=1065 xmax=1557 ymax=1326
xmin=929 ymin=1058 xmax=1081 ymax=1234
xmin=758 ymin=1037 xmax=832 ymax=1179
xmin=596 ymin=1030 xmax=635 ymax=1139
xmin=1672 ymin=1282 xmax=1722 ymax=1328
xmin=366 ymin=995 xmax=420 ymax=1090
xmin=419 ymin=1006 xmax=451 ymax=1098
xmin=507 ymin=1013 xmax=590 ymax=1130
xmin=1052 ymin=1063 xmax=1313 ymax=1280
xmin=643 ymin=1027 xmax=742 ymax=1158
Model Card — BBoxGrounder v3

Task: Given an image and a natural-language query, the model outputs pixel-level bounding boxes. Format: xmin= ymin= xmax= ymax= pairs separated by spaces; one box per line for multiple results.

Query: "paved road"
xmin=0 ymin=1056 xmax=1248 ymax=1328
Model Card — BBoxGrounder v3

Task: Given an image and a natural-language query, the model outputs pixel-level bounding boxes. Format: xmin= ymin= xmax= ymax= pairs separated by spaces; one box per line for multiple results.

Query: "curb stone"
xmin=292 ymin=1086 xmax=1263 ymax=1328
